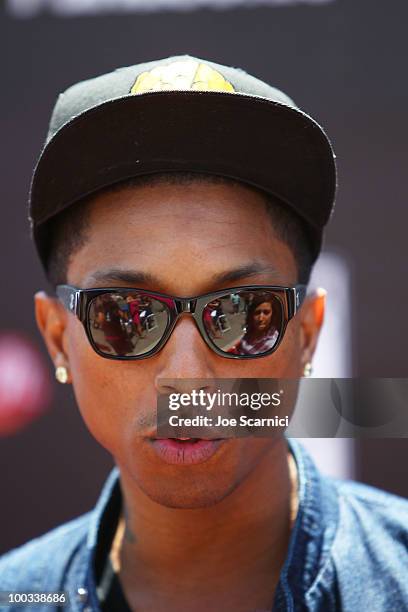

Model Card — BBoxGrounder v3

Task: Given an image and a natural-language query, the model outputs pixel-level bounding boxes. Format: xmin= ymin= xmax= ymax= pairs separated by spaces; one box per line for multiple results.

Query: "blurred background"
xmin=1 ymin=0 xmax=407 ymax=554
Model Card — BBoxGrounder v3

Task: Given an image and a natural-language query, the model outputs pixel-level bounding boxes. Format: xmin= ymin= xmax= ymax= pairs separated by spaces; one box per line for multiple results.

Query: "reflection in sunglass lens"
xmin=88 ymin=293 xmax=171 ymax=357
xmin=202 ymin=291 xmax=283 ymax=356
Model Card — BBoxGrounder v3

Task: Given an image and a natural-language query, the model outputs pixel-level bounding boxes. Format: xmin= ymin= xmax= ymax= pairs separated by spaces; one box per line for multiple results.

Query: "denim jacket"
xmin=1 ymin=439 xmax=408 ymax=611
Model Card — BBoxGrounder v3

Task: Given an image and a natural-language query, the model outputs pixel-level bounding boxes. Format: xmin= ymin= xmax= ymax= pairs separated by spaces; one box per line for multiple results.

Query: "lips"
xmin=149 ymin=437 xmax=225 ymax=465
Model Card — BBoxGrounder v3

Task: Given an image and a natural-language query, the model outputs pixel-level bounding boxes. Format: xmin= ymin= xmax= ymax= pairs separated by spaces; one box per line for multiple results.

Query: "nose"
xmin=155 ymin=315 xmax=217 ymax=396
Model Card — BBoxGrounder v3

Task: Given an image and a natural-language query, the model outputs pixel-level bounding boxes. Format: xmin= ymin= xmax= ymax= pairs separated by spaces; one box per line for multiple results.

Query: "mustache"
xmin=132 ymin=405 xmax=171 ymax=438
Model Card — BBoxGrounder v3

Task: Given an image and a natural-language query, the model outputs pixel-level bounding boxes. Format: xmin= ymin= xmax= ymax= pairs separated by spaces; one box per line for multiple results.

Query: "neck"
xmin=112 ymin=438 xmax=298 ymax=610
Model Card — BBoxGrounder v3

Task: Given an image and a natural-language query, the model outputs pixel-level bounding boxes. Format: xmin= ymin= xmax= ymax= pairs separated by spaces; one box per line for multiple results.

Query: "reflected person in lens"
xmin=228 ymin=294 xmax=279 ymax=355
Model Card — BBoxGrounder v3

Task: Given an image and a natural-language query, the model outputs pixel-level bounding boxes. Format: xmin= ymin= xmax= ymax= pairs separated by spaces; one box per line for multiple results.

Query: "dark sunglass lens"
xmin=203 ymin=291 xmax=283 ymax=356
xmin=88 ymin=293 xmax=171 ymax=357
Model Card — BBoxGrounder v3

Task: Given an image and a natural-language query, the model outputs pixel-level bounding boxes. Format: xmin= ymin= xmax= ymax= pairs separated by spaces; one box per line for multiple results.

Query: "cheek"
xmin=63 ymin=317 xmax=156 ymax=456
xmin=273 ymin=321 xmax=302 ymax=376
xmin=236 ymin=324 xmax=302 ymax=420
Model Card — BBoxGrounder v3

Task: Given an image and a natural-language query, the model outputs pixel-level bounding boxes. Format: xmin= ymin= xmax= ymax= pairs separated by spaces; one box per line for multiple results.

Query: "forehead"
xmin=67 ymin=179 xmax=297 ymax=292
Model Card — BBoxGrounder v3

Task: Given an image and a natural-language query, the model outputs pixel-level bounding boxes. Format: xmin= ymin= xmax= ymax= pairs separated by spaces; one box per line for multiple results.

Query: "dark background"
xmin=1 ymin=0 xmax=407 ymax=554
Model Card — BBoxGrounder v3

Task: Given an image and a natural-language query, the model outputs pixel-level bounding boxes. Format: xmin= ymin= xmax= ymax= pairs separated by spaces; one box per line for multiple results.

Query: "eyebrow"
xmin=212 ymin=263 xmax=279 ymax=284
xmin=84 ymin=268 xmax=155 ymax=287
xmin=83 ymin=262 xmax=279 ymax=289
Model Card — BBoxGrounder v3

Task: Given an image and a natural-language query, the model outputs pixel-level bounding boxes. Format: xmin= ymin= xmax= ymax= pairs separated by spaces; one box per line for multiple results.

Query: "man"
xmin=1 ymin=55 xmax=407 ymax=611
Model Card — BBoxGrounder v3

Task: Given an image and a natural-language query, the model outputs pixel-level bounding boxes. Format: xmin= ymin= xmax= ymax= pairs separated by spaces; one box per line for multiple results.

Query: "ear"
xmin=34 ymin=291 xmax=72 ymax=383
xmin=298 ymin=288 xmax=326 ymax=373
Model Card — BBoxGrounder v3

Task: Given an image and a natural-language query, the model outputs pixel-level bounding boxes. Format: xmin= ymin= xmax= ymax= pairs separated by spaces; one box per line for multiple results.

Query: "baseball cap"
xmin=29 ymin=55 xmax=337 ymax=268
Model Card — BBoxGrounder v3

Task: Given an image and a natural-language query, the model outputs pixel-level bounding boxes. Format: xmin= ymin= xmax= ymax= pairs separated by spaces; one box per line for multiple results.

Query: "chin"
xmin=137 ymin=485 xmax=238 ymax=509
xmin=134 ymin=466 xmax=243 ymax=509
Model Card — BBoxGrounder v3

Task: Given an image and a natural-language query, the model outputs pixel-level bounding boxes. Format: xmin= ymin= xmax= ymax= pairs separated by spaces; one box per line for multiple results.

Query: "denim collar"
xmin=74 ymin=439 xmax=339 ymax=611
xmin=273 ymin=439 xmax=339 ymax=611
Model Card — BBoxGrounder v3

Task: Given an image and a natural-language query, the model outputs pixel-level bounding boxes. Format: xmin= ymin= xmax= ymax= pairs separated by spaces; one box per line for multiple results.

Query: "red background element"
xmin=0 ymin=333 xmax=52 ymax=436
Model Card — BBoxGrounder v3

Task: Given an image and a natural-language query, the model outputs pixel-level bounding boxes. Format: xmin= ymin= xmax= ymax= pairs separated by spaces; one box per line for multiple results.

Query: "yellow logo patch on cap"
xmin=130 ymin=59 xmax=235 ymax=94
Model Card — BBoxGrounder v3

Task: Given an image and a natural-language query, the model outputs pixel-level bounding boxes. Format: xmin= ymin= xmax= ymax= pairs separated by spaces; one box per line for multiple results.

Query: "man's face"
xmin=37 ymin=180 xmax=324 ymax=508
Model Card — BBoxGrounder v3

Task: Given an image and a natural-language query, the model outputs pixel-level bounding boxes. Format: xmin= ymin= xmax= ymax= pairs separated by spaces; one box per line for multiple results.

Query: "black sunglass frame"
xmin=56 ymin=284 xmax=307 ymax=361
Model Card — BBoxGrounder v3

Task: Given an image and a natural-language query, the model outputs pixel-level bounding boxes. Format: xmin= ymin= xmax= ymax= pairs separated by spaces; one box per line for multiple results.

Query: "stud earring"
xmin=55 ymin=366 xmax=69 ymax=384
xmin=303 ymin=362 xmax=313 ymax=378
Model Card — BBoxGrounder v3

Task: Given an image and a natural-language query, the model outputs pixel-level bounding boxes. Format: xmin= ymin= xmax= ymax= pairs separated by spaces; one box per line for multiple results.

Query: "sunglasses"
xmin=56 ymin=284 xmax=306 ymax=360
